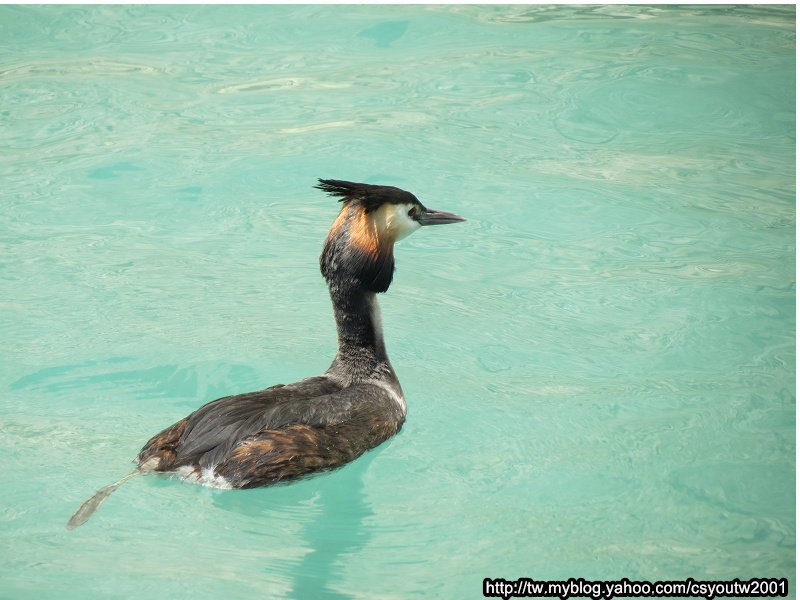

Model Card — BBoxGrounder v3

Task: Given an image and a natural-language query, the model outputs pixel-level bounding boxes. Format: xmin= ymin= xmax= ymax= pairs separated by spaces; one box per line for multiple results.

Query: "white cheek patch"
xmin=384 ymin=203 xmax=421 ymax=240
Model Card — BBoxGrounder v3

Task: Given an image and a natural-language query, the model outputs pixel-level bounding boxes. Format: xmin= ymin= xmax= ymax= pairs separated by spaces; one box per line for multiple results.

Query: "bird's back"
xmin=136 ymin=375 xmax=405 ymax=488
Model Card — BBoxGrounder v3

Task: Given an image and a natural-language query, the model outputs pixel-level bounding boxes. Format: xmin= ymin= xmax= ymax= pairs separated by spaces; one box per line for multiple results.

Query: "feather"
xmin=315 ymin=179 xmax=420 ymax=213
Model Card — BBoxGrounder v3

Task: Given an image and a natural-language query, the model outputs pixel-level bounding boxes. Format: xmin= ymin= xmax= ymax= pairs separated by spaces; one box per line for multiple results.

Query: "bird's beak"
xmin=416 ymin=208 xmax=466 ymax=226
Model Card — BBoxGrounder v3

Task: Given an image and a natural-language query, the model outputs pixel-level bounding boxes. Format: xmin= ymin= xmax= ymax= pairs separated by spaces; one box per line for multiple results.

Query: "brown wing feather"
xmin=136 ymin=382 xmax=404 ymax=487
xmin=136 ymin=418 xmax=188 ymax=470
xmin=216 ymin=416 xmax=401 ymax=489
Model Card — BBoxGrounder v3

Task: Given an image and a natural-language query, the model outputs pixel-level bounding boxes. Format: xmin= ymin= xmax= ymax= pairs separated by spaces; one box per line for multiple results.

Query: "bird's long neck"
xmin=329 ymin=282 xmax=388 ymax=373
xmin=321 ymin=203 xmax=398 ymax=384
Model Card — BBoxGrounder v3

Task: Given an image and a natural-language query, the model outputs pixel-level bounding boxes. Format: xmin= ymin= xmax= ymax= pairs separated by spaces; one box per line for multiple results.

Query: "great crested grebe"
xmin=67 ymin=179 xmax=464 ymax=529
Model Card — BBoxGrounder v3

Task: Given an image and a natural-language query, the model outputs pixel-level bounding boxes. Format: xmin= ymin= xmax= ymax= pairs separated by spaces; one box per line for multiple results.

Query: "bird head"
xmin=317 ymin=179 xmax=465 ymax=293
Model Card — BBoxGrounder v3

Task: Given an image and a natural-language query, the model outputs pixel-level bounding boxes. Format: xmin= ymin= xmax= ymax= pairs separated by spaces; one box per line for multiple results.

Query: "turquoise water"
xmin=0 ymin=4 xmax=795 ymax=599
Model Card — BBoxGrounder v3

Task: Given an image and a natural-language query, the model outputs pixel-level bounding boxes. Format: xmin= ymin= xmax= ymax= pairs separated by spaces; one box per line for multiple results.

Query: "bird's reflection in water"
xmin=212 ymin=448 xmax=381 ymax=599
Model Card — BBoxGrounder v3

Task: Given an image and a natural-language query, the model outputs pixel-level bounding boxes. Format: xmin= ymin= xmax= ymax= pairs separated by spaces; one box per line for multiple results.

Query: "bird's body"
xmin=135 ymin=374 xmax=404 ymax=490
xmin=67 ymin=179 xmax=463 ymax=528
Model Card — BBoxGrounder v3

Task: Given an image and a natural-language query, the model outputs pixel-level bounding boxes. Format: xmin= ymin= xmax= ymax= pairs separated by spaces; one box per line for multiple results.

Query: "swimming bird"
xmin=67 ymin=179 xmax=464 ymax=529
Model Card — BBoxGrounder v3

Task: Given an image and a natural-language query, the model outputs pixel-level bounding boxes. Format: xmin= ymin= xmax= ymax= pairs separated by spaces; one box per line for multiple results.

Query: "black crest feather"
xmin=315 ymin=179 xmax=420 ymax=213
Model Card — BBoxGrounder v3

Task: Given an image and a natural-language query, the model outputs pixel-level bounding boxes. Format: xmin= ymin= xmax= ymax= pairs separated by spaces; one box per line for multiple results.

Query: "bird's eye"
xmin=408 ymin=207 xmax=416 ymax=218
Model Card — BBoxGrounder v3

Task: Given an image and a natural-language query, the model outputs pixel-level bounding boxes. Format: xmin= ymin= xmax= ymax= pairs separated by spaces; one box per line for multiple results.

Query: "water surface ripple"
xmin=0 ymin=5 xmax=794 ymax=599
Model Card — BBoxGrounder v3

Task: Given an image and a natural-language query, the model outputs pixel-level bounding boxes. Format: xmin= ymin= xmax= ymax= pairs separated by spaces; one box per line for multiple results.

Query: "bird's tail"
xmin=66 ymin=457 xmax=158 ymax=530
